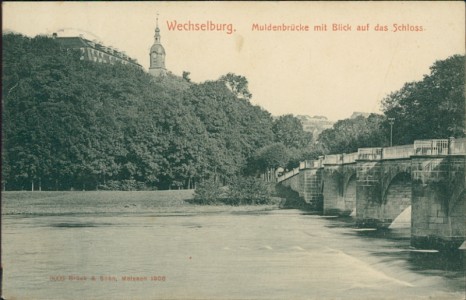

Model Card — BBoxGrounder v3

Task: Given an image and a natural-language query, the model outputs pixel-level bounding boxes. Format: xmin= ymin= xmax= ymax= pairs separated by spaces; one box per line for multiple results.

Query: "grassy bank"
xmin=2 ymin=189 xmax=195 ymax=203
xmin=2 ymin=190 xmax=280 ymax=215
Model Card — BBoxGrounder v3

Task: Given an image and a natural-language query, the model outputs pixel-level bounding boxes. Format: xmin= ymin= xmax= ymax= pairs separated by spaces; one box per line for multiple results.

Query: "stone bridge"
xmin=277 ymin=138 xmax=466 ymax=250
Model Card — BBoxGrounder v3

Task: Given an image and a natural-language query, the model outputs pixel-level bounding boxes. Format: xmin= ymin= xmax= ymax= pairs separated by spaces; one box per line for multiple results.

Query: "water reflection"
xmin=51 ymin=222 xmax=114 ymax=228
xmin=407 ymin=250 xmax=465 ymax=272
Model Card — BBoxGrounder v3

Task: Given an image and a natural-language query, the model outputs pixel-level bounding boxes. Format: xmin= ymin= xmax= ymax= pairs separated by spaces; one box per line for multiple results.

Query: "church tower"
xmin=149 ymin=15 xmax=166 ymax=77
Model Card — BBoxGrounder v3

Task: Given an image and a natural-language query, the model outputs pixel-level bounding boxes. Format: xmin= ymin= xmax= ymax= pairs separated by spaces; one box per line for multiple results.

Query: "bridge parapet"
xmin=299 ymin=159 xmax=322 ymax=170
xmin=451 ymin=137 xmax=466 ymax=154
xmin=383 ymin=144 xmax=414 ymax=160
xmin=414 ymin=139 xmax=449 ymax=155
xmin=299 ymin=158 xmax=323 ymax=170
xmin=342 ymin=152 xmax=358 ymax=164
xmin=322 ymin=153 xmax=358 ymax=165
xmin=358 ymin=147 xmax=383 ymax=160
xmin=324 ymin=154 xmax=342 ymax=165
xmin=277 ymin=167 xmax=300 ymax=182
xmin=277 ymin=138 xmax=465 ymax=183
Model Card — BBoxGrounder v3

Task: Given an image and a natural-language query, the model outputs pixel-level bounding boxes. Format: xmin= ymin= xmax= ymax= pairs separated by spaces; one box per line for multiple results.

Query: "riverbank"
xmin=2 ymin=190 xmax=281 ymax=216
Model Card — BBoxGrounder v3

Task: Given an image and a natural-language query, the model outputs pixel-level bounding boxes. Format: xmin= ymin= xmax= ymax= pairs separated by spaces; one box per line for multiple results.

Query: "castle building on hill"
xmin=148 ymin=17 xmax=167 ymax=77
xmin=53 ymin=33 xmax=142 ymax=68
xmin=296 ymin=115 xmax=334 ymax=140
xmin=350 ymin=112 xmax=371 ymax=119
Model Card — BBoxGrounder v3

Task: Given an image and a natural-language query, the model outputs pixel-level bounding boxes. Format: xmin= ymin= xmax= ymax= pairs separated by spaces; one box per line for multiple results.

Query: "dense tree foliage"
xmin=317 ymin=54 xmax=464 ymax=154
xmin=244 ymin=114 xmax=314 ymax=175
xmin=318 ymin=114 xmax=388 ymax=154
xmin=3 ymin=34 xmax=463 ymax=190
xmin=272 ymin=115 xmax=312 ymax=149
xmin=246 ymin=143 xmax=289 ymax=174
xmin=2 ymin=33 xmax=278 ymax=190
xmin=381 ymin=54 xmax=465 ymax=145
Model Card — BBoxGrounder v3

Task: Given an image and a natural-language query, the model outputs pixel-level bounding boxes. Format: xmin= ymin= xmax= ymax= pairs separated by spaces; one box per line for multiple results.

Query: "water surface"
xmin=2 ymin=191 xmax=465 ymax=299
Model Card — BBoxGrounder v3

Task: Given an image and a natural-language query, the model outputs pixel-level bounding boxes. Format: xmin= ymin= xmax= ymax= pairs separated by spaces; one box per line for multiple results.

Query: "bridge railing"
xmin=383 ymin=144 xmax=414 ymax=160
xmin=299 ymin=160 xmax=312 ymax=169
xmin=324 ymin=154 xmax=342 ymax=165
xmin=451 ymin=137 xmax=466 ymax=154
xmin=312 ymin=158 xmax=324 ymax=168
xmin=299 ymin=159 xmax=323 ymax=169
xmin=342 ymin=152 xmax=358 ymax=164
xmin=278 ymin=138 xmax=465 ymax=183
xmin=315 ymin=157 xmax=325 ymax=168
xmin=277 ymin=167 xmax=300 ymax=182
xmin=414 ymin=139 xmax=449 ymax=155
xmin=358 ymin=148 xmax=383 ymax=160
xmin=279 ymin=158 xmax=322 ymax=182
xmin=299 ymin=161 xmax=306 ymax=169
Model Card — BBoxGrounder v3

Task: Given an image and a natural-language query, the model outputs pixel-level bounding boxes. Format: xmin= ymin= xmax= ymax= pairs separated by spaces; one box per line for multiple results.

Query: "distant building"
xmin=296 ymin=115 xmax=334 ymax=140
xmin=53 ymin=33 xmax=142 ymax=68
xmin=148 ymin=17 xmax=167 ymax=77
xmin=350 ymin=112 xmax=371 ymax=119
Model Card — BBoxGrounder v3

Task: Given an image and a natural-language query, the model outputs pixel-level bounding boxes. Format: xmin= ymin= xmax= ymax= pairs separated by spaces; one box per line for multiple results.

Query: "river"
xmin=2 ymin=191 xmax=465 ymax=299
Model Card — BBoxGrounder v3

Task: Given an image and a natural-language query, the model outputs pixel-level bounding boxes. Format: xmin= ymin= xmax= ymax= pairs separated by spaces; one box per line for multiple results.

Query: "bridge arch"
xmin=381 ymin=172 xmax=412 ymax=226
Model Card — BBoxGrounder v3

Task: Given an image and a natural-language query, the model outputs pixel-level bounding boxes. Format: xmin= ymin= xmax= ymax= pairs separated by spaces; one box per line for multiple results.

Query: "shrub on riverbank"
xmin=193 ymin=177 xmax=277 ymax=205
xmin=193 ymin=179 xmax=226 ymax=205
xmin=98 ymin=180 xmax=154 ymax=191
xmin=226 ymin=177 xmax=272 ymax=205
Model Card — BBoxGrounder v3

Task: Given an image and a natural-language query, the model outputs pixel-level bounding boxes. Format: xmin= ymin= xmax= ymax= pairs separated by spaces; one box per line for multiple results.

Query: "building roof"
xmin=55 ymin=35 xmax=141 ymax=67
xmin=55 ymin=37 xmax=89 ymax=48
xmin=350 ymin=112 xmax=371 ymax=119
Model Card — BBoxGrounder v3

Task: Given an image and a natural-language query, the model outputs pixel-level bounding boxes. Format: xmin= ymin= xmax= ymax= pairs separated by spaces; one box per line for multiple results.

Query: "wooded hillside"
xmin=2 ymin=33 xmax=311 ymax=190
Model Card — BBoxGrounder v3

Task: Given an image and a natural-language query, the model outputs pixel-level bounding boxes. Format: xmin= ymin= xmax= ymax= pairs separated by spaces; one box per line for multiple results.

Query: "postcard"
xmin=2 ymin=2 xmax=465 ymax=300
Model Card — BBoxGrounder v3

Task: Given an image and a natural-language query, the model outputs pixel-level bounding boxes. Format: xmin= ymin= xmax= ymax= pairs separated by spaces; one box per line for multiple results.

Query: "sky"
xmin=3 ymin=1 xmax=465 ymax=121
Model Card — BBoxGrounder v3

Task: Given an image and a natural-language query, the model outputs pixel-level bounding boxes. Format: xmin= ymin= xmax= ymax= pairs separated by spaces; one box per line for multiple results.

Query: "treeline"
xmin=2 ymin=33 xmax=312 ymax=191
xmin=3 ymin=34 xmax=462 ymax=190
xmin=316 ymin=54 xmax=465 ymax=154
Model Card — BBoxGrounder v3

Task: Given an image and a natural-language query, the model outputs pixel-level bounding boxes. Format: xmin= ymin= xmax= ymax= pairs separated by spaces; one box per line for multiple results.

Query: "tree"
xmin=381 ymin=54 xmax=465 ymax=145
xmin=184 ymin=78 xmax=274 ymax=183
xmin=219 ymin=73 xmax=252 ymax=100
xmin=1 ymin=33 xmax=312 ymax=190
xmin=247 ymin=143 xmax=289 ymax=175
xmin=272 ymin=114 xmax=313 ymax=149
xmin=318 ymin=114 xmax=387 ymax=154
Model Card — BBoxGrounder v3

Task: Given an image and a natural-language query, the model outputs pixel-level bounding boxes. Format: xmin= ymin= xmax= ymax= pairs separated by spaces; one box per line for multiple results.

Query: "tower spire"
xmin=154 ymin=12 xmax=161 ymax=44
xmin=149 ymin=12 xmax=166 ymax=77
